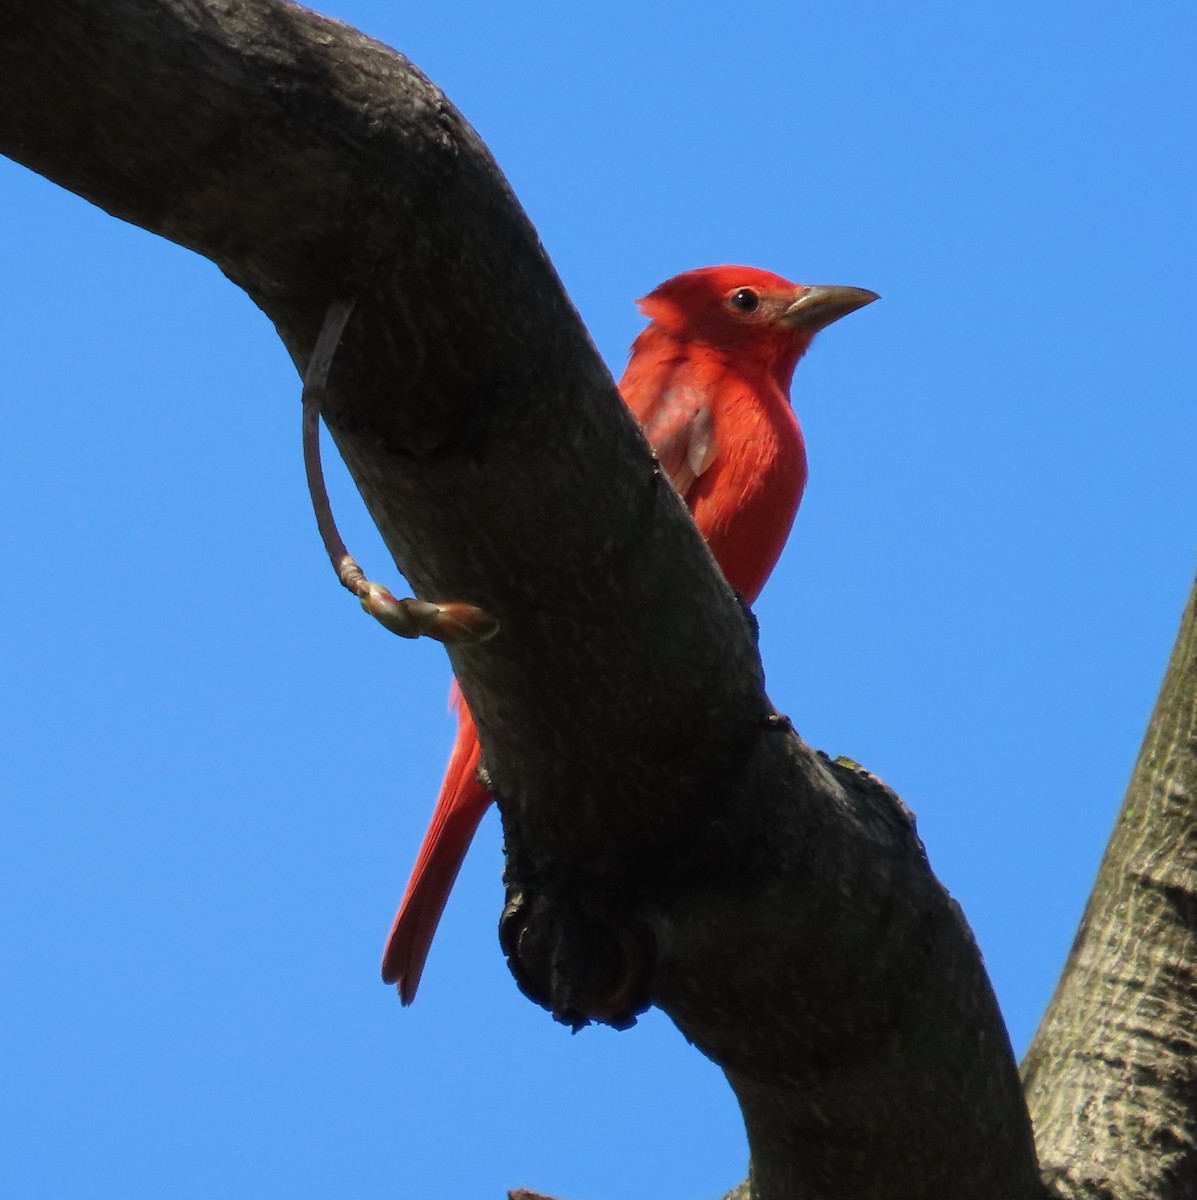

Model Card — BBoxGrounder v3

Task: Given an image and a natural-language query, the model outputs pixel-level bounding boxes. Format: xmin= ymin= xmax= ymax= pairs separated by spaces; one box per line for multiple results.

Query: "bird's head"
xmin=636 ymin=265 xmax=878 ymax=387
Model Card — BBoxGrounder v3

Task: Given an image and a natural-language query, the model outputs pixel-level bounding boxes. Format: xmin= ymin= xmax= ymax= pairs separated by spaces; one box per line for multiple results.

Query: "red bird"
xmin=382 ymin=266 xmax=877 ymax=1002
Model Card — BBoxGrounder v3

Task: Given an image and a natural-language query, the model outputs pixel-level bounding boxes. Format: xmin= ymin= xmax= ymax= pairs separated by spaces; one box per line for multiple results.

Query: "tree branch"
xmin=1023 ymin=570 xmax=1197 ymax=1200
xmin=1 ymin=2 xmax=1041 ymax=1195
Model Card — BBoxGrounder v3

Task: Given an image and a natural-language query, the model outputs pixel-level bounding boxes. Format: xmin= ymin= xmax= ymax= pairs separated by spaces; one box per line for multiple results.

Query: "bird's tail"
xmin=380 ymin=692 xmax=490 ymax=1004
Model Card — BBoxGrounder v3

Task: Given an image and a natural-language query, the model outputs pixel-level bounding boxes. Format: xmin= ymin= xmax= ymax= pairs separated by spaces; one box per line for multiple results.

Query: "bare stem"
xmin=300 ymin=297 xmax=499 ymax=645
xmin=301 ymin=297 xmax=361 ymax=590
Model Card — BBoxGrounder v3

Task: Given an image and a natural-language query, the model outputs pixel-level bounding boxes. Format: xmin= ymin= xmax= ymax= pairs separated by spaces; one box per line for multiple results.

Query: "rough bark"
xmin=1 ymin=2 xmax=1043 ymax=1196
xmin=1023 ymin=571 xmax=1197 ymax=1199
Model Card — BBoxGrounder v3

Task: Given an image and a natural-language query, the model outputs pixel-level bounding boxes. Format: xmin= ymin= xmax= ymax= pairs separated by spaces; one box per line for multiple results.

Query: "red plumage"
xmin=381 ymin=266 xmax=876 ymax=1002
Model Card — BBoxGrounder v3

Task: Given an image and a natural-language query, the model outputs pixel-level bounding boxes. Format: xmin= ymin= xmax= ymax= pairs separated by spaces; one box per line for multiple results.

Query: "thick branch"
xmin=1 ymin=3 xmax=1040 ymax=1196
xmin=1023 ymin=571 xmax=1197 ymax=1200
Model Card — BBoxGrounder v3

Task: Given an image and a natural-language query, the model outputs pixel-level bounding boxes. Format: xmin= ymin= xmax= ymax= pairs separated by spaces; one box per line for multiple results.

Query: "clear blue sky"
xmin=2 ymin=2 xmax=1194 ymax=1197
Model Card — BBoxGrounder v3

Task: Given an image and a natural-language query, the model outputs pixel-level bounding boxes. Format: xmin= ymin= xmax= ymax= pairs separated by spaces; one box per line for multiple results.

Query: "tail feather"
xmin=381 ymin=697 xmax=490 ymax=1004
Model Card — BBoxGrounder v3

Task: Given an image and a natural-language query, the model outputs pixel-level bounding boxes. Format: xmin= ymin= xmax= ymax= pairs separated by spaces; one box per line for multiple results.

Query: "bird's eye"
xmin=727 ymin=288 xmax=760 ymax=313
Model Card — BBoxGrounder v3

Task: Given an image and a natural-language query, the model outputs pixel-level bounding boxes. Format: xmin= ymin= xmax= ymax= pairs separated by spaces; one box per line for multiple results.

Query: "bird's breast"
xmin=688 ymin=383 xmax=807 ymax=604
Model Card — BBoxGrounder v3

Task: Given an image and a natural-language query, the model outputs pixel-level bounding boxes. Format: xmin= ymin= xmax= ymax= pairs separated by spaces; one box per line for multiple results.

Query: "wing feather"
xmin=635 ymin=380 xmax=718 ymax=501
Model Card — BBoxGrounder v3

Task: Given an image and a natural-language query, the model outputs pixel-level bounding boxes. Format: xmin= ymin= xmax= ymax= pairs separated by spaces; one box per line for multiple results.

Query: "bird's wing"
xmin=633 ymin=380 xmax=718 ymax=501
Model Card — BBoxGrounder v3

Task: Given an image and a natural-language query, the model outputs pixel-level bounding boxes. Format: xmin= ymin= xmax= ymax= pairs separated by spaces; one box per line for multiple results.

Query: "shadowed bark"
xmin=1023 ymin=573 xmax=1197 ymax=1199
xmin=6 ymin=2 xmax=1186 ymax=1198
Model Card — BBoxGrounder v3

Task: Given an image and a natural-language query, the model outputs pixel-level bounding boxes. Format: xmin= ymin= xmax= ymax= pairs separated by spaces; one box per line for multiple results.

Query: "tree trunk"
xmin=1023 ymin=573 xmax=1197 ymax=1200
xmin=5 ymin=2 xmax=1190 ymax=1197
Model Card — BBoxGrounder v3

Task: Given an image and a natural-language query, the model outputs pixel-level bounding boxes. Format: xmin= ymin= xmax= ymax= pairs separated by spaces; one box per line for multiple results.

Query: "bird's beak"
xmin=783 ymin=285 xmax=879 ymax=333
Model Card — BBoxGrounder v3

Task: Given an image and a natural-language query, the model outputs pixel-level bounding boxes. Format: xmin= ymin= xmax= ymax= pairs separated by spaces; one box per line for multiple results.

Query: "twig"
xmin=300 ymin=297 xmax=499 ymax=644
